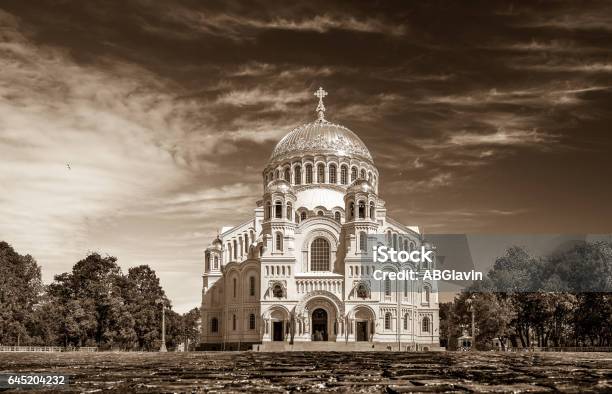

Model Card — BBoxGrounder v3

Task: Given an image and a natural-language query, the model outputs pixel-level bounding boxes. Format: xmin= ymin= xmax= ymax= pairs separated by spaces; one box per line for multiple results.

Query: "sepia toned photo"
xmin=1 ymin=1 xmax=611 ymax=392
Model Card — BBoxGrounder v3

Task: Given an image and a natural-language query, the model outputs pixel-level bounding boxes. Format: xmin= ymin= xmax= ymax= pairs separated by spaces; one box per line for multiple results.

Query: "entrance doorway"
xmin=356 ymin=321 xmax=369 ymax=341
xmin=311 ymin=308 xmax=328 ymax=341
xmin=272 ymin=321 xmax=284 ymax=341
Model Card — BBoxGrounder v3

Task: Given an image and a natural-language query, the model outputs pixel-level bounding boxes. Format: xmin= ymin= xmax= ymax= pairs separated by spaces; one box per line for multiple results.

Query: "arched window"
xmin=386 ymin=231 xmax=392 ymax=247
xmin=211 ymin=317 xmax=218 ymax=333
xmin=368 ymin=172 xmax=372 ymax=182
xmin=329 ymin=164 xmax=337 ymax=183
xmin=404 ymin=279 xmax=408 ymax=297
xmin=393 ymin=234 xmax=398 ymax=250
xmin=284 ymin=167 xmax=291 ymax=182
xmin=422 ymin=317 xmax=430 ymax=332
xmin=424 ymin=286 xmax=430 ymax=302
xmin=294 ymin=166 xmax=302 ymax=185
xmin=357 ymin=283 xmax=368 ymax=298
xmin=213 ymin=256 xmax=218 ymax=269
xmin=404 ymin=239 xmax=409 ymax=251
xmin=317 ymin=210 xmax=324 ymax=216
xmin=273 ymin=283 xmax=283 ymax=298
xmin=249 ymin=276 xmax=255 ymax=296
xmin=359 ymin=231 xmax=367 ymax=252
xmin=340 ymin=165 xmax=348 ymax=185
xmin=385 ymin=276 xmax=391 ymax=296
xmin=358 ymin=200 xmax=366 ymax=219
xmin=265 ymin=202 xmax=271 ymax=220
xmin=398 ymin=236 xmax=403 ymax=251
xmin=239 ymin=236 xmax=243 ymax=256
xmin=317 ymin=163 xmax=325 ymax=183
xmin=233 ymin=278 xmax=237 ymax=298
xmin=348 ymin=201 xmax=355 ymax=220
xmin=305 ymin=164 xmax=313 ymax=184
xmin=360 ymin=169 xmax=366 ymax=179
xmin=369 ymin=202 xmax=375 ymax=219
xmin=334 ymin=211 xmax=341 ymax=222
xmin=244 ymin=235 xmax=249 ymax=253
xmin=275 ymin=201 xmax=282 ymax=219
xmin=232 ymin=314 xmax=237 ymax=330
xmin=311 ymin=238 xmax=330 ymax=271
xmin=233 ymin=240 xmax=237 ymax=259
xmin=249 ymin=313 xmax=256 ymax=330
xmin=275 ymin=169 xmax=279 ymax=179
xmin=384 ymin=312 xmax=392 ymax=330
xmin=351 ymin=167 xmax=357 ymax=182
xmin=286 ymin=202 xmax=292 ymax=221
xmin=205 ymin=254 xmax=210 ymax=272
xmin=275 ymin=232 xmax=283 ymax=252
xmin=300 ymin=211 xmax=307 ymax=221
xmin=404 ymin=313 xmax=409 ymax=330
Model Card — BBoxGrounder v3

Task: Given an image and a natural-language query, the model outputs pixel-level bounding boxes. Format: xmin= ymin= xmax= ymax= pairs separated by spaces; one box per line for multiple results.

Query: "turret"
xmin=262 ymin=179 xmax=296 ymax=255
xmin=344 ymin=179 xmax=379 ymax=255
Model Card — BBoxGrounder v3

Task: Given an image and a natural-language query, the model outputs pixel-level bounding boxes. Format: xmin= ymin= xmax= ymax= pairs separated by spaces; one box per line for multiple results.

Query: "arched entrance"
xmin=294 ymin=290 xmax=344 ymax=342
xmin=264 ymin=306 xmax=290 ymax=342
xmin=312 ymin=308 xmax=328 ymax=341
xmin=351 ymin=306 xmax=376 ymax=342
xmin=271 ymin=309 xmax=286 ymax=341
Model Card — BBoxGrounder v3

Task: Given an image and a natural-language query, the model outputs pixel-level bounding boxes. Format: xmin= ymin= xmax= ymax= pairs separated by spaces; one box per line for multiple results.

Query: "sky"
xmin=1 ymin=1 xmax=611 ymax=312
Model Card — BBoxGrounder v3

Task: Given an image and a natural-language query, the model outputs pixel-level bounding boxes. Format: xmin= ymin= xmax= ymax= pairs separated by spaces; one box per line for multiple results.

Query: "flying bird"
xmin=66 ymin=163 xmax=71 ymax=170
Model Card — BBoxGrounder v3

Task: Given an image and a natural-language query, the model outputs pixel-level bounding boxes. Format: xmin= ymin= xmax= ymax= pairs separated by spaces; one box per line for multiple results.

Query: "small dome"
xmin=348 ymin=179 xmax=375 ymax=194
xmin=265 ymin=179 xmax=294 ymax=194
xmin=211 ymin=236 xmax=223 ymax=250
xmin=269 ymin=119 xmax=373 ymax=164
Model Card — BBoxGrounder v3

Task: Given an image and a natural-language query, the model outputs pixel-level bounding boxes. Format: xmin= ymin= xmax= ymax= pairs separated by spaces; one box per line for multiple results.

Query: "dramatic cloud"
xmin=1 ymin=1 xmax=611 ymax=312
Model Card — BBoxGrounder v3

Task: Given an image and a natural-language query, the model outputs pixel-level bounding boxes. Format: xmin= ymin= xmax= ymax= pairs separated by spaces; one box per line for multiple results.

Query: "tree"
xmin=0 ymin=242 xmax=43 ymax=345
xmin=121 ymin=265 xmax=168 ymax=350
xmin=442 ymin=242 xmax=612 ymax=350
xmin=181 ymin=307 xmax=201 ymax=350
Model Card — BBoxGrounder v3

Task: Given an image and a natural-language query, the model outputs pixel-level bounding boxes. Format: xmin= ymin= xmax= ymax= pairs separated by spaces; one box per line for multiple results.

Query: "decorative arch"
xmin=301 ymin=227 xmax=339 ymax=272
xmin=294 ymin=290 xmax=344 ymax=317
xmin=263 ymin=304 xmax=290 ymax=320
xmin=348 ymin=304 xmax=377 ymax=320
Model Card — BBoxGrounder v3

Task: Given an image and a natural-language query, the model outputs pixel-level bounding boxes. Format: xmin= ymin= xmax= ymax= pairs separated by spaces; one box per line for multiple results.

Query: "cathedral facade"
xmin=200 ymin=88 xmax=439 ymax=350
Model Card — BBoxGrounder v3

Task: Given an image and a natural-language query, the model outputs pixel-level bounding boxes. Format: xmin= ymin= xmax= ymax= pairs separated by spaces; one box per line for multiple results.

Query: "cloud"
xmin=255 ymin=15 xmax=407 ymax=36
xmin=0 ymin=11 xmax=220 ymax=311
xmin=448 ymin=128 xmax=557 ymax=147
xmin=216 ymin=87 xmax=310 ymax=109
xmin=520 ymin=12 xmax=612 ymax=32
xmin=515 ymin=62 xmax=612 ymax=73
xmin=145 ymin=6 xmax=407 ymax=41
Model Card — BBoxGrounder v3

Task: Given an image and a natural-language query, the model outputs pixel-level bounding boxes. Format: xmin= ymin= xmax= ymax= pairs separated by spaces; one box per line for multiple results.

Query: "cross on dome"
xmin=314 ymin=87 xmax=328 ymax=121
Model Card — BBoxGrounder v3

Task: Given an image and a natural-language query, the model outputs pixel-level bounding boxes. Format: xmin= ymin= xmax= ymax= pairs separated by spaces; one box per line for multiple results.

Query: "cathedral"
xmin=200 ymin=88 xmax=440 ymax=351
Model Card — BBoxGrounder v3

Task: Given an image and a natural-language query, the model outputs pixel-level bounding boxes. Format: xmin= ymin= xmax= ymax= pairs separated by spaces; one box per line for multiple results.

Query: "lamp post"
xmin=466 ymin=294 xmax=476 ymax=350
xmin=156 ymin=298 xmax=167 ymax=352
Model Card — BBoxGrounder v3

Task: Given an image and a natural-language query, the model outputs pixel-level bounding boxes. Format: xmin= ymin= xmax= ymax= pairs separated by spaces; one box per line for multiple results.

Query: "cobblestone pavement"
xmin=0 ymin=351 xmax=610 ymax=393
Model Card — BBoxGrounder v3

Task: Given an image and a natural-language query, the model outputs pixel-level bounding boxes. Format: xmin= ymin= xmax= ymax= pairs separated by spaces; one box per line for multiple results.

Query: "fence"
xmin=532 ymin=347 xmax=612 ymax=352
xmin=0 ymin=346 xmax=98 ymax=352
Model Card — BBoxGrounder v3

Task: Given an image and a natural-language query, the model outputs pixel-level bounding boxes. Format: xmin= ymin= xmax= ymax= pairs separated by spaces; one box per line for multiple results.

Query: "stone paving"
xmin=0 ymin=351 xmax=610 ymax=393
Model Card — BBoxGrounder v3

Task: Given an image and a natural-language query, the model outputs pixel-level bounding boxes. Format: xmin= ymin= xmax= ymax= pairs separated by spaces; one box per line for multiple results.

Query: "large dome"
xmin=270 ymin=119 xmax=373 ymax=164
